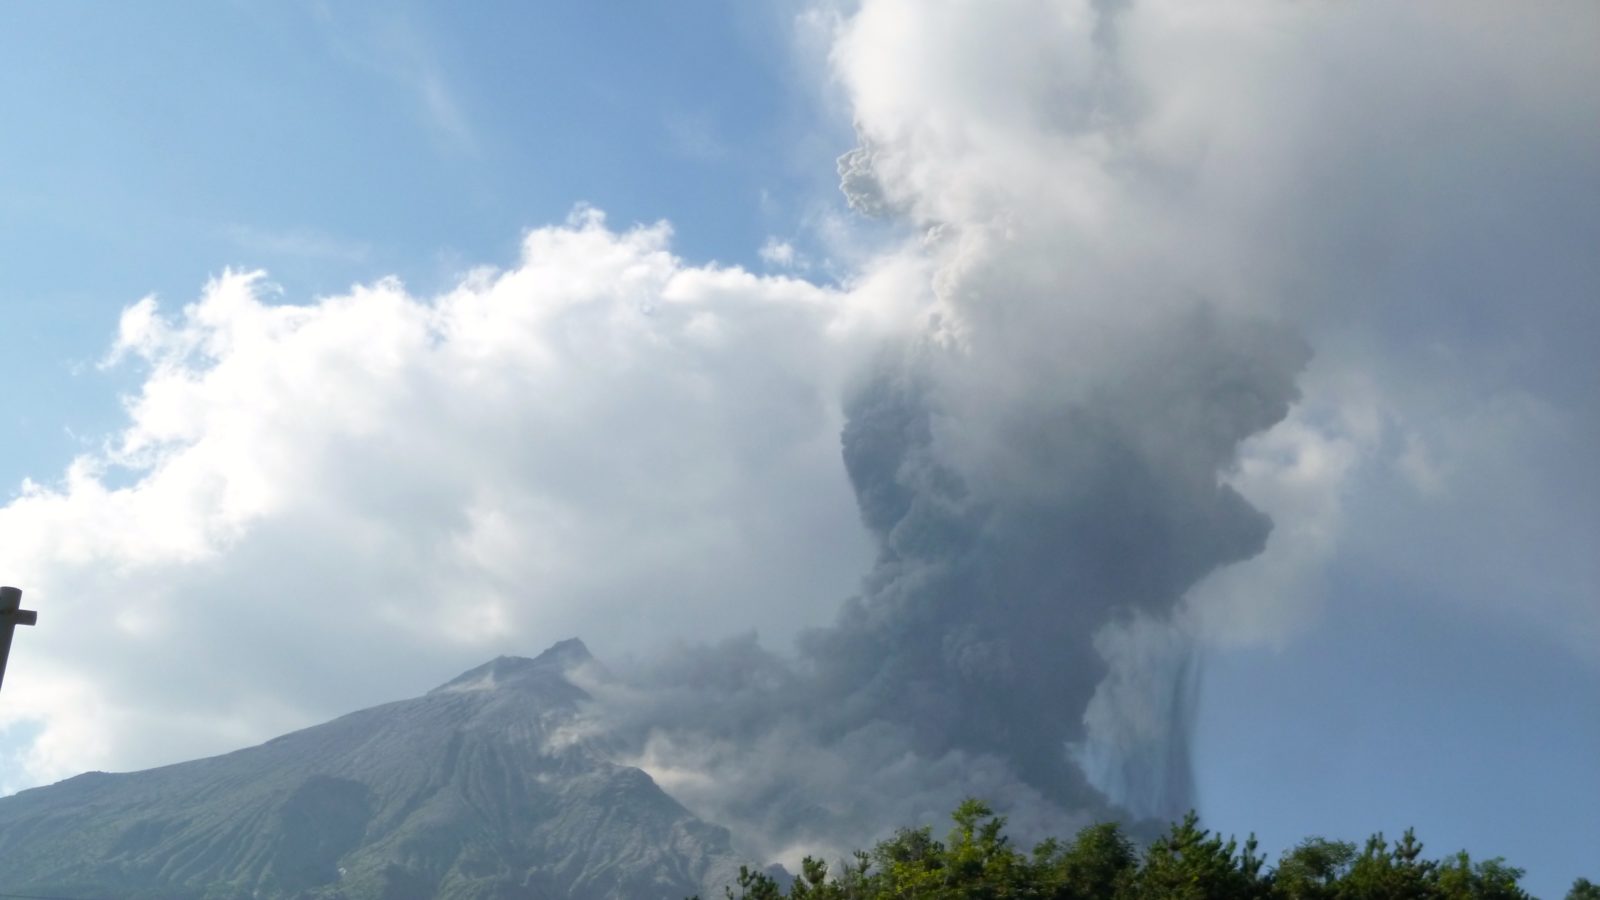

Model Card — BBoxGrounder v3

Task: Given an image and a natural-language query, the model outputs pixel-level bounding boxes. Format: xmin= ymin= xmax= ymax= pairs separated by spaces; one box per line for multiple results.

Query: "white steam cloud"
xmin=0 ymin=209 xmax=918 ymax=789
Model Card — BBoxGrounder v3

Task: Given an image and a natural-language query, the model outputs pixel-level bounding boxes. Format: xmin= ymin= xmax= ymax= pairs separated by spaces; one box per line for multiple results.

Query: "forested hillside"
xmin=710 ymin=800 xmax=1597 ymax=900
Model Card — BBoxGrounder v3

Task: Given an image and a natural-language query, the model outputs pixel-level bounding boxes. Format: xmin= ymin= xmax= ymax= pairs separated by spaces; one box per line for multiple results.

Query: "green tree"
xmin=1567 ymin=879 xmax=1600 ymax=900
xmin=942 ymin=798 xmax=1027 ymax=898
xmin=1433 ymin=852 xmax=1531 ymax=900
xmin=723 ymin=864 xmax=784 ymax=900
xmin=1035 ymin=821 xmax=1138 ymax=900
xmin=1135 ymin=811 xmax=1268 ymax=900
xmin=1273 ymin=838 xmax=1356 ymax=900
xmin=1340 ymin=830 xmax=1437 ymax=900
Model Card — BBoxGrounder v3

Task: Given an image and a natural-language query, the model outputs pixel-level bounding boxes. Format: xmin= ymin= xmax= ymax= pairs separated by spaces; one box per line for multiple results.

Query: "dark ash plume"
xmin=804 ymin=306 xmax=1306 ymax=820
xmin=582 ymin=301 xmax=1308 ymax=860
xmin=578 ymin=0 xmax=1310 ymax=856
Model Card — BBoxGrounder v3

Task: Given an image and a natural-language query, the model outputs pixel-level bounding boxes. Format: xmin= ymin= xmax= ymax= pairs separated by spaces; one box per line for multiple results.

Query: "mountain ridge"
xmin=0 ymin=640 xmax=745 ymax=900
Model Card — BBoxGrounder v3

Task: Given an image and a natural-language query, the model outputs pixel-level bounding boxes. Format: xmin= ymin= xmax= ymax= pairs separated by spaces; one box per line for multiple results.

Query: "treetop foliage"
xmin=702 ymin=800 xmax=1592 ymax=900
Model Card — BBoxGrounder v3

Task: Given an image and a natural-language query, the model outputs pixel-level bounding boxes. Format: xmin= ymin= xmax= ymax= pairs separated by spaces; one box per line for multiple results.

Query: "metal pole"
xmin=0 ymin=585 xmax=38 ymax=695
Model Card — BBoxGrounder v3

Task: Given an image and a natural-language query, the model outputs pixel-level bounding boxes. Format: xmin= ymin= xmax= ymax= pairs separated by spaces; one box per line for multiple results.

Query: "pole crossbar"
xmin=0 ymin=585 xmax=37 ymax=694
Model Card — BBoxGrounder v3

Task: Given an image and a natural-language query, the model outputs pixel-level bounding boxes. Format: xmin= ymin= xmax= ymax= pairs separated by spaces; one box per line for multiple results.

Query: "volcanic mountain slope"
xmin=0 ymin=640 xmax=747 ymax=900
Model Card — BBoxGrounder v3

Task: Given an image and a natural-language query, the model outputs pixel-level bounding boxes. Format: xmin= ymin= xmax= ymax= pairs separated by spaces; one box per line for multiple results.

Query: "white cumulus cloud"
xmin=0 ymin=209 xmax=931 ymax=789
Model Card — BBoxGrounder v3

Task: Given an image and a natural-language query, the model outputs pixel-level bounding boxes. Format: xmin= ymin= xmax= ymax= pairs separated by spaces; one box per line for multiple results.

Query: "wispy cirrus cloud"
xmin=224 ymin=224 xmax=372 ymax=264
xmin=308 ymin=3 xmax=478 ymax=154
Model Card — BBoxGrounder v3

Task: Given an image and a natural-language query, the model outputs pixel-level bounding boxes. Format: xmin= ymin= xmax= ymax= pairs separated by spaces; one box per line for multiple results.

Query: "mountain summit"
xmin=430 ymin=639 xmax=596 ymax=695
xmin=0 ymin=641 xmax=743 ymax=900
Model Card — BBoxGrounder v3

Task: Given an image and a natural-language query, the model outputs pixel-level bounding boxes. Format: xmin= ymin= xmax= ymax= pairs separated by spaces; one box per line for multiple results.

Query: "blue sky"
xmin=0 ymin=1 xmax=840 ymax=486
xmin=2 ymin=3 xmax=1596 ymax=898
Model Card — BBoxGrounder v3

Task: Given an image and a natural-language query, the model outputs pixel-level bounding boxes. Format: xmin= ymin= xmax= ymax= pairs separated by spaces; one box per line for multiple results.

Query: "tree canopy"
xmin=704 ymin=800 xmax=1591 ymax=900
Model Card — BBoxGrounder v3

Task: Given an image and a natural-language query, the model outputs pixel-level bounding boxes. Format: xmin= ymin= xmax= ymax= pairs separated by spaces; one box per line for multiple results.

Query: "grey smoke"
xmin=579 ymin=267 xmax=1308 ymax=860
xmin=578 ymin=0 xmax=1318 ymax=861
xmin=808 ymin=303 xmax=1306 ymax=816
xmin=584 ymin=0 xmax=1316 ymax=861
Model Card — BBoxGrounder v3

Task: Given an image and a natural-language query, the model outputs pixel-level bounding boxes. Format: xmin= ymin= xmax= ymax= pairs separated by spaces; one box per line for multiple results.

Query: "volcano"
xmin=0 ymin=640 xmax=747 ymax=900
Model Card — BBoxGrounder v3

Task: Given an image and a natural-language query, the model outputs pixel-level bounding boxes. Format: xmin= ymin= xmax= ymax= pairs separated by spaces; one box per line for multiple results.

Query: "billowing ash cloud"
xmin=588 ymin=281 xmax=1307 ymax=862
xmin=816 ymin=309 xmax=1305 ymax=814
xmin=579 ymin=0 xmax=1319 ymax=857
